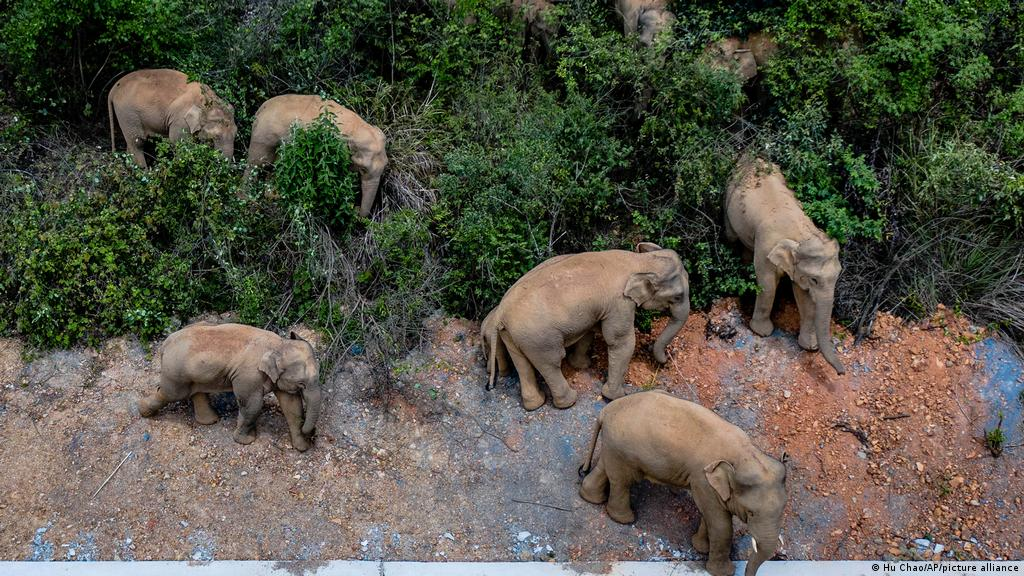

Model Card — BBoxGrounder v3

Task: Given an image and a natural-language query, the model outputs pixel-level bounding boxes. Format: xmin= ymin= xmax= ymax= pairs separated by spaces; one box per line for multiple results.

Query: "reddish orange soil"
xmin=0 ymin=299 xmax=1021 ymax=562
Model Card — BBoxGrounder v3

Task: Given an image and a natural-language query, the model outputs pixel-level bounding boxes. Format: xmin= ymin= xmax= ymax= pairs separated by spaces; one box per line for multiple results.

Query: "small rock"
xmin=443 ymin=532 xmax=455 ymax=542
xmin=934 ymin=544 xmax=944 ymax=554
xmin=913 ymin=538 xmax=931 ymax=548
xmin=856 ymin=451 xmax=867 ymax=460
xmin=969 ymin=499 xmax=980 ymax=506
xmin=517 ymin=531 xmax=531 ymax=542
xmin=783 ymin=390 xmax=792 ymax=399
xmin=915 ymin=462 xmax=925 ymax=473
xmin=240 ymin=471 xmax=247 ymax=476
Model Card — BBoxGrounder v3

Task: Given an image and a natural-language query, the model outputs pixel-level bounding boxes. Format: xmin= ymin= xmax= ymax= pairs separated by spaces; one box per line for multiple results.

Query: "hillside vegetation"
xmin=1 ymin=0 xmax=1022 ymax=377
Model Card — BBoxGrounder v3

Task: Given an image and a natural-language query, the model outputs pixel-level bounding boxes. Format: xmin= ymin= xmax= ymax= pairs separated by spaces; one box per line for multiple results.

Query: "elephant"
xmin=704 ymin=32 xmax=778 ymax=82
xmin=512 ymin=0 xmax=559 ymax=57
xmin=579 ymin=390 xmax=787 ymax=576
xmin=616 ymin=0 xmax=675 ymax=47
xmin=137 ymin=323 xmax=322 ymax=452
xmin=108 ymin=69 xmax=237 ymax=167
xmin=246 ymin=94 xmax=388 ymax=218
xmin=724 ymin=157 xmax=846 ymax=375
xmin=482 ymin=243 xmax=690 ymax=410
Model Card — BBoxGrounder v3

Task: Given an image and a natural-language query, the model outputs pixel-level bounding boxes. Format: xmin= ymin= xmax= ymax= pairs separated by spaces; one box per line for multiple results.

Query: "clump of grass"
xmin=984 ymin=412 xmax=1005 ymax=458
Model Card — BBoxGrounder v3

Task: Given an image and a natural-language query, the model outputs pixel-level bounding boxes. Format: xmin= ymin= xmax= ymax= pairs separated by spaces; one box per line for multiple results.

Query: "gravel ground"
xmin=0 ymin=298 xmax=1021 ymax=563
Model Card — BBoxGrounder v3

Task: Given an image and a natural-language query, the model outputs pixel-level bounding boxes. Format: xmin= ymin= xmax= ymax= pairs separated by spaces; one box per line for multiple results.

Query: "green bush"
xmin=273 ymin=112 xmax=360 ymax=235
xmin=435 ymin=72 xmax=629 ymax=316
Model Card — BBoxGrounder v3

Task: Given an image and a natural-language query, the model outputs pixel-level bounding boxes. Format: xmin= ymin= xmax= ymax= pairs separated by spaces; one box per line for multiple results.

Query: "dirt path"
xmin=0 ymin=299 xmax=1021 ymax=562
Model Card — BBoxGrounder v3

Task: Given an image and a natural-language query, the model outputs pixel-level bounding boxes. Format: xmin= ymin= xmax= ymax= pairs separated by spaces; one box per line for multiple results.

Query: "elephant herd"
xmin=136 ymin=161 xmax=841 ymax=576
xmin=120 ymin=9 xmax=839 ymax=576
xmin=107 ymin=69 xmax=388 ymax=217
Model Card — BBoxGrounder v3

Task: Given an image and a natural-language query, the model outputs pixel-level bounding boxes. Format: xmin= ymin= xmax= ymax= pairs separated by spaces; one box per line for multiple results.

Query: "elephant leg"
xmin=793 ymin=284 xmax=819 ymax=351
xmin=579 ymin=455 xmax=609 ymax=504
xmin=568 ymin=331 xmax=594 ymax=370
xmin=120 ymin=126 xmax=148 ymax=168
xmin=704 ymin=507 xmax=737 ymax=576
xmin=233 ymin=390 xmax=263 ymax=445
xmin=191 ymin=393 xmax=219 ymax=425
xmin=600 ymin=316 xmax=636 ymax=400
xmin=137 ymin=375 xmax=188 ymax=417
xmin=502 ymin=335 xmax=546 ymax=411
xmin=274 ymin=391 xmax=311 ymax=452
xmin=692 ymin=517 xmax=710 ymax=554
xmin=750 ymin=261 xmax=781 ymax=337
xmin=604 ymin=461 xmax=636 ymax=524
xmin=524 ymin=339 xmax=577 ymax=409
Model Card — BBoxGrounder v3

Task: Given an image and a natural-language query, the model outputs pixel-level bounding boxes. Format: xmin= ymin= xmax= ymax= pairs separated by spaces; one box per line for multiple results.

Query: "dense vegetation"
xmin=1 ymin=0 xmax=1022 ymax=374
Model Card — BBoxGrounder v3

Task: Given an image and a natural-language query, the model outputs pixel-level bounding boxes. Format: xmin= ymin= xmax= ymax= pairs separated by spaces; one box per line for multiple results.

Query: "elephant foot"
xmin=568 ymin=354 xmax=591 ymax=370
xmin=601 ymin=382 xmax=625 ymax=401
xmin=750 ymin=317 xmax=774 ymax=337
xmin=579 ymin=480 xmax=607 ymax=505
xmin=522 ymin=394 xmax=546 ymax=411
xmin=289 ymin=433 xmax=312 ymax=452
xmin=798 ymin=330 xmax=819 ymax=351
xmin=706 ymin=559 xmax=736 ymax=576
xmin=193 ymin=407 xmax=219 ymax=425
xmin=233 ymin=429 xmax=257 ymax=445
xmin=137 ymin=396 xmax=162 ymax=418
xmin=606 ymin=504 xmax=636 ymax=524
xmin=552 ymin=388 xmax=578 ymax=409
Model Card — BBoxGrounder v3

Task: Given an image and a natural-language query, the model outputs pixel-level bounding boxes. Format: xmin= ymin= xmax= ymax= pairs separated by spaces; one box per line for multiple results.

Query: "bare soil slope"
xmin=0 ymin=299 xmax=1021 ymax=562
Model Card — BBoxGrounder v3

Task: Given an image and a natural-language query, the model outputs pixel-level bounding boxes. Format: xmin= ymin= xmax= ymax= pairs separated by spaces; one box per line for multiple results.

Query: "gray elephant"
xmin=246 ymin=94 xmax=388 ymax=218
xmin=108 ymin=69 xmax=237 ymax=167
xmin=579 ymin=390 xmax=786 ymax=576
xmin=724 ymin=157 xmax=846 ymax=374
xmin=137 ymin=323 xmax=321 ymax=452
xmin=482 ymin=243 xmax=690 ymax=410
xmin=616 ymin=0 xmax=675 ymax=47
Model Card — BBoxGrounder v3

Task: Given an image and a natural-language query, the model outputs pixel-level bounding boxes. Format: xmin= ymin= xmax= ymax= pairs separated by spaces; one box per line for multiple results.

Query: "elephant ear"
xmin=624 ymin=272 xmax=657 ymax=306
xmin=636 ymin=242 xmax=663 ymax=253
xmin=767 ymin=239 xmax=800 ymax=276
xmin=183 ymin=105 xmax=203 ymax=134
xmin=258 ymin=349 xmax=285 ymax=383
xmin=704 ymin=460 xmax=736 ymax=503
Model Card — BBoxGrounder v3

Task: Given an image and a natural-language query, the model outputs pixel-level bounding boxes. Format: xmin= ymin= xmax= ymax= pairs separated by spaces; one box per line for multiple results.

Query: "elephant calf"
xmin=108 ymin=69 xmax=237 ymax=167
xmin=482 ymin=243 xmax=690 ymax=410
xmin=138 ymin=323 xmax=321 ymax=452
xmin=724 ymin=157 xmax=846 ymax=374
xmin=580 ymin=391 xmax=786 ymax=576
xmin=246 ymin=94 xmax=388 ymax=218
xmin=616 ymin=0 xmax=675 ymax=47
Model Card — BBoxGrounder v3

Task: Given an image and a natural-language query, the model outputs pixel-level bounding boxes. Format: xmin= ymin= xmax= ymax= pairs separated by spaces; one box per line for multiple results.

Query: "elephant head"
xmin=637 ymin=8 xmax=675 ymax=46
xmin=351 ymin=124 xmax=388 ymax=218
xmin=705 ymin=454 xmax=787 ymax=576
xmin=706 ymin=37 xmax=758 ymax=82
xmin=183 ymin=87 xmax=237 ymax=160
xmin=768 ymin=236 xmax=845 ymax=374
xmin=625 ymin=242 xmax=691 ymax=364
xmin=258 ymin=332 xmax=321 ymax=434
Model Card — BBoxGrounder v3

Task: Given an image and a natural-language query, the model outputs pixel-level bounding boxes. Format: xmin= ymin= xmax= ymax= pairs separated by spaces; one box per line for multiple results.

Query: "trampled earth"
xmin=1 ymin=298 xmax=1022 ymax=563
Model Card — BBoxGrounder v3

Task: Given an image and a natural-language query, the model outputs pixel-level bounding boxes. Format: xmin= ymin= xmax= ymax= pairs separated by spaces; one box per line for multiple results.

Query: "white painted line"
xmin=0 ymin=561 xmax=1021 ymax=576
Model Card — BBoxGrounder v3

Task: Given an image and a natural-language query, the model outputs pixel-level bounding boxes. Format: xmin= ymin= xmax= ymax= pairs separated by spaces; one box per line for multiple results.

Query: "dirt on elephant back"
xmin=0 ymin=299 xmax=1021 ymax=563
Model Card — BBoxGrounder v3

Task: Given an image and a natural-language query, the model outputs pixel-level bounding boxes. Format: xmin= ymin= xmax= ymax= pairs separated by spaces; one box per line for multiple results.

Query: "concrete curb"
xmin=3 ymin=561 xmax=1022 ymax=575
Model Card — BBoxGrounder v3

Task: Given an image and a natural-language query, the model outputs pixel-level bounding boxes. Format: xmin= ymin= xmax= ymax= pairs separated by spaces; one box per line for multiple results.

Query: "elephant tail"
xmin=485 ymin=318 xmax=503 ymax=391
xmin=108 ymin=93 xmax=118 ymax=152
xmin=578 ymin=410 xmax=604 ymax=478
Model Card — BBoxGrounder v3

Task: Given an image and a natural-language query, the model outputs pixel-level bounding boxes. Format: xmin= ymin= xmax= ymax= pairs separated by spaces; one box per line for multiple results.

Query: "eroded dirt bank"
xmin=0 ymin=299 xmax=1021 ymax=562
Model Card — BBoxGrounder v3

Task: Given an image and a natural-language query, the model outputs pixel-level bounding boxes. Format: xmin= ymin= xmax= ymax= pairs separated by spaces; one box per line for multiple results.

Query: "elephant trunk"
xmin=815 ymin=298 xmax=845 ymax=375
xmin=301 ymin=383 xmax=322 ymax=435
xmin=652 ymin=299 xmax=689 ymax=364
xmin=358 ymin=174 xmax=381 ymax=217
xmin=218 ymin=139 xmax=234 ymax=161
xmin=745 ymin=523 xmax=782 ymax=576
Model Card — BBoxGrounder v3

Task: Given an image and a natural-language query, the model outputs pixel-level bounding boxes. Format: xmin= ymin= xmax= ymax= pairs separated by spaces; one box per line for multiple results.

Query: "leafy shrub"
xmin=273 ymin=112 xmax=360 ymax=235
xmin=435 ymin=72 xmax=629 ymax=316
